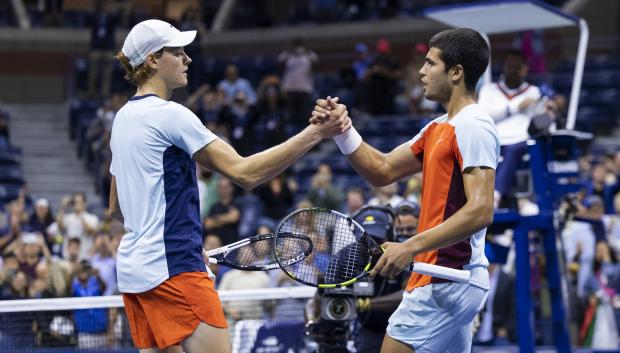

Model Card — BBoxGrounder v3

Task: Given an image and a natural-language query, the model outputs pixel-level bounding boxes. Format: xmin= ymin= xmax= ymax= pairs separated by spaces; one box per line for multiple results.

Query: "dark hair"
xmin=428 ymin=28 xmax=489 ymax=92
xmin=68 ymin=238 xmax=81 ymax=245
xmin=505 ymin=49 xmax=526 ymax=63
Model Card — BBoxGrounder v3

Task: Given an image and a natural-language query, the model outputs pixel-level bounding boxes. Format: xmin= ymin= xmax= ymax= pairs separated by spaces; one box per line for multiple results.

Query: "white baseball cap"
xmin=122 ymin=19 xmax=197 ymax=69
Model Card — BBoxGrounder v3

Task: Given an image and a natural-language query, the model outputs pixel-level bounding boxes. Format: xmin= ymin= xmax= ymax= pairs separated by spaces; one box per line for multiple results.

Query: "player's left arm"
xmin=371 ymin=167 xmax=495 ymax=277
xmin=108 ymin=176 xmax=124 ymax=224
xmin=405 ymin=166 xmax=495 ymax=253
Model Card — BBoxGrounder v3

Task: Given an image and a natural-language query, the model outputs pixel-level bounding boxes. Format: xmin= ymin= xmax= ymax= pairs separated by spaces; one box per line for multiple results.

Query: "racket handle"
xmin=409 ymin=262 xmax=471 ymax=283
xmin=208 ymin=257 xmax=217 ymax=264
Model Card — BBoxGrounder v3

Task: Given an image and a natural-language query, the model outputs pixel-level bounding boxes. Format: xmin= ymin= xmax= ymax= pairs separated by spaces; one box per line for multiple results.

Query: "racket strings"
xmin=276 ymin=209 xmax=371 ymax=286
xmin=221 ymin=235 xmax=275 ymax=268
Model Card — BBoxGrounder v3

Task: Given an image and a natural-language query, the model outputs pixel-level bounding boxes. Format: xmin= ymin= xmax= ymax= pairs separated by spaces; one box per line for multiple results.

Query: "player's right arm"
xmin=345 ymin=141 xmax=422 ymax=187
xmin=312 ymin=98 xmax=422 ymax=186
xmin=194 ymin=107 xmax=351 ymax=190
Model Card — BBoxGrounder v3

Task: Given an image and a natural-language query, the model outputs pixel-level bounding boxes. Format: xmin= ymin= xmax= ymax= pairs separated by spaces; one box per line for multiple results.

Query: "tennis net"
xmin=0 ymin=286 xmax=316 ymax=353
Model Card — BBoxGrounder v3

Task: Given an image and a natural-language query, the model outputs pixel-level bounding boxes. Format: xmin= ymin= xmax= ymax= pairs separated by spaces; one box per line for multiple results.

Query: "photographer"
xmin=305 ymin=201 xmax=420 ymax=353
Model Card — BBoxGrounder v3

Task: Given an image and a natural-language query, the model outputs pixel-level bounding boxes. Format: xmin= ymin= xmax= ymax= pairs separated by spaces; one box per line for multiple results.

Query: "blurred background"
xmin=0 ymin=0 xmax=619 ymax=352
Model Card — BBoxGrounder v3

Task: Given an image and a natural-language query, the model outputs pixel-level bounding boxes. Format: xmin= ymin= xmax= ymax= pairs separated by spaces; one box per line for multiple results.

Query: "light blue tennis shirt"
xmin=110 ymin=94 xmax=218 ymax=293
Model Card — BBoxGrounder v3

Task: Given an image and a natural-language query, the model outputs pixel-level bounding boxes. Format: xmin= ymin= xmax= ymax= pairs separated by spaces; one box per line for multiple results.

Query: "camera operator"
xmin=305 ymin=201 xmax=420 ymax=353
xmin=353 ymin=201 xmax=420 ymax=353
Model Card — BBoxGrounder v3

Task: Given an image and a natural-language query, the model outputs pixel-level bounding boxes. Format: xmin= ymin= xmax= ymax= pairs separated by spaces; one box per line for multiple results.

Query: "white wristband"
xmin=333 ymin=126 xmax=362 ymax=155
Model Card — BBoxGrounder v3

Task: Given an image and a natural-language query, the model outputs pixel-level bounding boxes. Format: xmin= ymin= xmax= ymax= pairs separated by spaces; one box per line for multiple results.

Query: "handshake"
xmin=310 ymin=96 xmax=363 ymax=155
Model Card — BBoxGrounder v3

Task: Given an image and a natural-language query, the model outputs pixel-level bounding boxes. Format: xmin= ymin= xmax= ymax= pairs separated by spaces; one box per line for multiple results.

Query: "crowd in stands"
xmin=0 ymin=1 xmax=571 ymax=30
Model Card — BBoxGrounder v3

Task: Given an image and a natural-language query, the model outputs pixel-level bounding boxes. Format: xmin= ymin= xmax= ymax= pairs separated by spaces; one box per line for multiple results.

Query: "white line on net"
xmin=0 ymin=286 xmax=317 ymax=313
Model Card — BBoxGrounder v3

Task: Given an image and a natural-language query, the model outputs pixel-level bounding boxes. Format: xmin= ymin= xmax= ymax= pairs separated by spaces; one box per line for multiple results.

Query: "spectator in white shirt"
xmin=57 ymin=192 xmax=100 ymax=259
xmin=478 ymin=50 xmax=541 ymax=209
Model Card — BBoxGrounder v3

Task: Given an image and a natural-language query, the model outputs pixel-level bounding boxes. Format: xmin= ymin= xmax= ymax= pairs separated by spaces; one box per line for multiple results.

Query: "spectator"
xmin=87 ymin=0 xmax=118 ymax=98
xmin=368 ymin=182 xmax=403 ymax=208
xmin=404 ymin=43 xmax=438 ymax=114
xmin=605 ymin=193 xmax=620 ymax=257
xmin=57 ymin=192 xmax=100 ymax=258
xmin=10 ymin=232 xmax=51 ymax=283
xmin=344 ymin=187 xmax=365 ymax=215
xmin=583 ymin=162 xmax=609 ymax=201
xmin=204 ymin=177 xmax=241 ymax=245
xmin=306 ymin=163 xmax=344 ymax=210
xmin=352 ymin=43 xmax=372 ymax=81
xmin=0 ymin=251 xmax=19 ymax=287
xmin=203 ymin=233 xmax=229 ymax=286
xmin=90 ymin=232 xmax=117 ymax=295
xmin=217 ymin=64 xmax=257 ymax=106
xmin=197 ymin=166 xmax=221 ymax=220
xmin=478 ymin=49 xmax=547 ymax=210
xmin=278 ymin=37 xmax=318 ymax=130
xmin=563 ymin=195 xmax=607 ymax=298
xmin=28 ymin=198 xmax=59 ymax=257
xmin=178 ymin=5 xmax=208 ymax=92
xmin=218 ymin=91 xmax=255 ymax=155
xmin=1 ymin=195 xmax=29 ymax=253
xmin=185 ymin=84 xmax=226 ymax=133
xmin=71 ymin=259 xmax=111 ymax=349
xmin=250 ymin=75 xmax=288 ymax=148
xmin=48 ymin=237 xmax=82 ymax=298
xmin=361 ymin=38 xmax=401 ymax=115
xmin=256 ymin=174 xmax=295 ymax=230
xmin=218 ymin=266 xmax=270 ymax=321
xmin=403 ymin=173 xmax=422 ymax=204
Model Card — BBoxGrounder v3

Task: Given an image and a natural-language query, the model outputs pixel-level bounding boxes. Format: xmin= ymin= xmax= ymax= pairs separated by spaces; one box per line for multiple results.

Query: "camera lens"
xmin=328 ymin=298 xmax=351 ymax=320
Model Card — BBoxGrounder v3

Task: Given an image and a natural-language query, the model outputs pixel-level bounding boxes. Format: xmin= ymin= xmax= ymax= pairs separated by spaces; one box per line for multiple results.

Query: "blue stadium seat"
xmin=0 ymin=151 xmax=21 ymax=166
xmin=0 ymin=166 xmax=24 ymax=184
xmin=0 ymin=182 xmax=23 ymax=203
xmin=236 ymin=194 xmax=262 ymax=237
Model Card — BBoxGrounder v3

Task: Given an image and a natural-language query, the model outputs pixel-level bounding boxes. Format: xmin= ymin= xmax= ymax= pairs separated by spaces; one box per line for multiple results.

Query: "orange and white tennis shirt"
xmin=406 ymin=104 xmax=500 ymax=292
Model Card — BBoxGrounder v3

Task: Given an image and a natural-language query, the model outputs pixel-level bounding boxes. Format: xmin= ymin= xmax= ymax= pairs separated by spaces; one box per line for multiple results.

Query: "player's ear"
xmin=450 ymin=64 xmax=464 ymax=84
xmin=145 ymin=54 xmax=158 ymax=69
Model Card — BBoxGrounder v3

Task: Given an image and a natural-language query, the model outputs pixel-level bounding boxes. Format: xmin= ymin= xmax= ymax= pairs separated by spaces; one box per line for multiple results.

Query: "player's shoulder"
xmin=452 ymin=104 xmax=497 ymax=133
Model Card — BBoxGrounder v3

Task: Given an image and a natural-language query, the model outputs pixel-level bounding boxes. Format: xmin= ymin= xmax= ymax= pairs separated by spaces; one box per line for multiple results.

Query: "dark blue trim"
xmin=129 ymin=93 xmax=159 ymax=101
xmin=162 ymin=145 xmax=206 ymax=277
xmin=423 ymin=0 xmax=580 ymax=25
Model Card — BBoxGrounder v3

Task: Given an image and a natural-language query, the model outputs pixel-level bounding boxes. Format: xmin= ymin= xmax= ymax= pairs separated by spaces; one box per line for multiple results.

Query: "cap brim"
xmin=166 ymin=30 xmax=197 ymax=48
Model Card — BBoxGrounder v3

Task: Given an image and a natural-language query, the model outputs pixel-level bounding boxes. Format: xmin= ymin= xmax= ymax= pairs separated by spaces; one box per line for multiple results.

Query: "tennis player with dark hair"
xmin=109 ymin=19 xmax=351 ymax=353
xmin=313 ymin=28 xmax=500 ymax=353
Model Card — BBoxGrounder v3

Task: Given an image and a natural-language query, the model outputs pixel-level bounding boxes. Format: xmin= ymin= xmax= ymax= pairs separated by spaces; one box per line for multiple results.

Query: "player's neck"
xmin=136 ymin=79 xmax=172 ymax=100
xmin=444 ymin=90 xmax=476 ymax=119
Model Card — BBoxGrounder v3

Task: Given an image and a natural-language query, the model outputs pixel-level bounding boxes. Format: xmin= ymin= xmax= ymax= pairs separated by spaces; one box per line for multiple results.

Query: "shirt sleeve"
xmin=164 ymin=104 xmax=219 ymax=157
xmin=453 ymin=117 xmax=500 ymax=171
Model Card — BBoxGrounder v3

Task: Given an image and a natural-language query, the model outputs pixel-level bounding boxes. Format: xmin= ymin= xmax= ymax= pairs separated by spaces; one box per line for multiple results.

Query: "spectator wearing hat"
xmin=28 ymin=198 xmax=58 ymax=257
xmin=393 ymin=200 xmax=420 ymax=243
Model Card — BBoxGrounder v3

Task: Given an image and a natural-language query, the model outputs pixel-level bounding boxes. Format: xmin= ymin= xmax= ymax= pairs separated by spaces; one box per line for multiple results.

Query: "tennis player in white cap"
xmin=110 ymin=19 xmax=351 ymax=353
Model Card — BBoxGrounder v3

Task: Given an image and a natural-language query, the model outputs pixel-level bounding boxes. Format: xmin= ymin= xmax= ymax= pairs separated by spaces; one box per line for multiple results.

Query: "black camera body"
xmin=320 ymin=282 xmax=375 ymax=322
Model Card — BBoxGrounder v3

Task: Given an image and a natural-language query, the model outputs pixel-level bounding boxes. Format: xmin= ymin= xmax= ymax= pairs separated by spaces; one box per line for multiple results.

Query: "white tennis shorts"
xmin=386 ymin=281 xmax=488 ymax=353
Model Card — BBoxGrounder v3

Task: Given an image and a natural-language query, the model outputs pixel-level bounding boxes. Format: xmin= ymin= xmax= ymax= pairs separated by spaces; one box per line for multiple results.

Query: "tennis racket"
xmin=273 ymin=208 xmax=471 ymax=288
xmin=205 ymin=232 xmax=312 ymax=271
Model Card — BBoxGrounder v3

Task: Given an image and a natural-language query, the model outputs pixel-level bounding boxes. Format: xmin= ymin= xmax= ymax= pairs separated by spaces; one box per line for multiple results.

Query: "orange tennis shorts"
xmin=122 ymin=271 xmax=228 ymax=350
